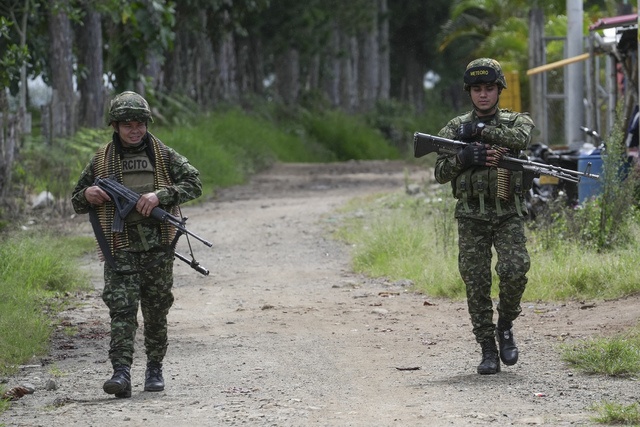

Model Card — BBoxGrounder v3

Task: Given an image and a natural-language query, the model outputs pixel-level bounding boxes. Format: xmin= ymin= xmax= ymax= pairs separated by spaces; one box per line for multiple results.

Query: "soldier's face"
xmin=469 ymin=83 xmax=499 ymax=116
xmin=113 ymin=121 xmax=147 ymax=146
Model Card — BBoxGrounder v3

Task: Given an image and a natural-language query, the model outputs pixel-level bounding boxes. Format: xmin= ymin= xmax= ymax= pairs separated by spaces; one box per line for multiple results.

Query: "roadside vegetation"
xmin=0 ymin=233 xmax=94 ymax=377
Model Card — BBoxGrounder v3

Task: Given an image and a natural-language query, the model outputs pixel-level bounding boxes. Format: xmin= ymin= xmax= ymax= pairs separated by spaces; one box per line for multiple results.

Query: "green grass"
xmin=590 ymin=401 xmax=640 ymax=425
xmin=561 ymin=332 xmax=640 ymax=377
xmin=331 ymin=189 xmax=465 ymax=298
xmin=0 ymin=232 xmax=94 ymax=376
xmin=331 ymin=190 xmax=640 ymax=302
xmin=302 ymin=109 xmax=401 ymax=161
xmin=153 ymin=109 xmax=336 ymax=197
xmin=526 ymin=242 xmax=640 ymax=300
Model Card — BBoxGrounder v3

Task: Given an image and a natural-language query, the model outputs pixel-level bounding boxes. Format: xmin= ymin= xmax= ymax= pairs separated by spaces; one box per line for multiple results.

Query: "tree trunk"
xmin=323 ymin=23 xmax=341 ymax=107
xmin=48 ymin=0 xmax=76 ymax=140
xmin=275 ymin=47 xmax=300 ymax=105
xmin=0 ymin=91 xmax=19 ymax=202
xmin=214 ymin=33 xmax=239 ymax=103
xmin=377 ymin=0 xmax=390 ymax=101
xmin=163 ymin=10 xmax=218 ymax=108
xmin=76 ymin=1 xmax=104 ymax=128
xmin=402 ymin=54 xmax=424 ymax=113
xmin=339 ymin=34 xmax=359 ymax=112
xmin=236 ymin=35 xmax=265 ymax=99
xmin=18 ymin=0 xmax=30 ymax=134
xmin=359 ymin=1 xmax=380 ymax=112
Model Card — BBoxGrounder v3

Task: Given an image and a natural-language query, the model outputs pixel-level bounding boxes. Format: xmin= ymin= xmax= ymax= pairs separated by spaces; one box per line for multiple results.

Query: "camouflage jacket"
xmin=434 ymin=108 xmax=535 ymax=220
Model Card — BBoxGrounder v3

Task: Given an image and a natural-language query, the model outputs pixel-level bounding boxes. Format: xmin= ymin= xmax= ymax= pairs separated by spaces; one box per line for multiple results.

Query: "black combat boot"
xmin=477 ymin=339 xmax=500 ymax=375
xmin=103 ymin=365 xmax=131 ymax=398
xmin=144 ymin=361 xmax=165 ymax=392
xmin=496 ymin=321 xmax=519 ymax=366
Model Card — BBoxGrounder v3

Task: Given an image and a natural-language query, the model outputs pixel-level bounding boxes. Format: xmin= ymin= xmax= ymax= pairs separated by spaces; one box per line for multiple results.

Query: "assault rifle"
xmin=413 ymin=132 xmax=600 ymax=183
xmin=93 ymin=177 xmax=212 ymax=275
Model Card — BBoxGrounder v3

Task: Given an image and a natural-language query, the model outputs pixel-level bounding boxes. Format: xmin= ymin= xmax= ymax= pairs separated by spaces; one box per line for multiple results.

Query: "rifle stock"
xmin=413 ymin=132 xmax=600 ymax=183
xmin=93 ymin=177 xmax=212 ymax=275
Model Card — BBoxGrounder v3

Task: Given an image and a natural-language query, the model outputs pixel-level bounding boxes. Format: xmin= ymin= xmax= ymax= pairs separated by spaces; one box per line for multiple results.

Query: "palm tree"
xmin=438 ymin=0 xmax=568 ymax=112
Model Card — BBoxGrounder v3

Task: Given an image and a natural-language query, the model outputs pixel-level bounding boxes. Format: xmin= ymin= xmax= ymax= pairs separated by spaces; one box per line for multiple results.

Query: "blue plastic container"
xmin=577 ymin=150 xmax=603 ymax=203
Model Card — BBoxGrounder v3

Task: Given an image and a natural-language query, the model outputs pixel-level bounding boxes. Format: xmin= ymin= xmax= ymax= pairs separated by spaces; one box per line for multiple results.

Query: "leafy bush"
xmin=302 ymin=109 xmax=400 ymax=161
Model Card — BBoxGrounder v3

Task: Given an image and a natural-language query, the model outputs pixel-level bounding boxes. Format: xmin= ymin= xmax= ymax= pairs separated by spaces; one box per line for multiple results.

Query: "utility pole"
xmin=566 ymin=0 xmax=584 ymax=149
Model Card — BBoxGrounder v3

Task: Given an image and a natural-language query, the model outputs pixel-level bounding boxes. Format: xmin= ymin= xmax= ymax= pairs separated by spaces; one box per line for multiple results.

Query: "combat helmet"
xmin=463 ymin=58 xmax=507 ymax=91
xmin=108 ymin=91 xmax=153 ymax=124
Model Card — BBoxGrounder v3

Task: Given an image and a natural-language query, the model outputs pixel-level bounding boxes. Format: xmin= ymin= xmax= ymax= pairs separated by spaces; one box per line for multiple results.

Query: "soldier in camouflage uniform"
xmin=434 ymin=58 xmax=534 ymax=375
xmin=71 ymin=91 xmax=202 ymax=397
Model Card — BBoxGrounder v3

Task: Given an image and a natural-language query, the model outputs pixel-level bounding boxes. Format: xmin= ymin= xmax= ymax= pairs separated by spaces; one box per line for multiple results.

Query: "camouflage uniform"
xmin=71 ymin=92 xmax=202 ymax=371
xmin=434 ymin=59 xmax=534 ymax=347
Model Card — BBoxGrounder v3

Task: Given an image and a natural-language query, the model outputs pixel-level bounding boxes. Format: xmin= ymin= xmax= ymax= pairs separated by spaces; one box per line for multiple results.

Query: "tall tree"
xmin=0 ymin=15 xmax=29 ymax=201
xmin=437 ymin=0 xmax=567 ymax=112
xmin=358 ymin=0 xmax=381 ymax=111
xmin=75 ymin=0 xmax=104 ymax=128
xmin=377 ymin=0 xmax=390 ymax=101
xmin=0 ymin=0 xmax=36 ymax=135
xmin=47 ymin=0 xmax=75 ymax=139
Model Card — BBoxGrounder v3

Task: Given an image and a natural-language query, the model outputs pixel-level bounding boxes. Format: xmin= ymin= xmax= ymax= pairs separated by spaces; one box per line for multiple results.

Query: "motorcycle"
xmin=525 ymin=126 xmax=602 ymax=219
xmin=525 ymin=143 xmax=579 ymax=219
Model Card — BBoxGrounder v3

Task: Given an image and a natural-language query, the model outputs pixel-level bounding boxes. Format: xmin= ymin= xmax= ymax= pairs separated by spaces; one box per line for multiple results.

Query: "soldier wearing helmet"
xmin=71 ymin=91 xmax=202 ymax=398
xmin=434 ymin=58 xmax=535 ymax=375
xmin=108 ymin=91 xmax=154 ymax=125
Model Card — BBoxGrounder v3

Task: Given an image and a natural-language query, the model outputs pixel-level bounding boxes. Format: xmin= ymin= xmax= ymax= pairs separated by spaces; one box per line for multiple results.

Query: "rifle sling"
xmin=89 ymin=208 xmax=118 ymax=270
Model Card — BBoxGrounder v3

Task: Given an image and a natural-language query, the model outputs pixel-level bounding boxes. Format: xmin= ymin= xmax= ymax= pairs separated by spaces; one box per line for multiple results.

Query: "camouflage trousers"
xmin=103 ymin=248 xmax=174 ymax=368
xmin=457 ymin=214 xmax=530 ymax=343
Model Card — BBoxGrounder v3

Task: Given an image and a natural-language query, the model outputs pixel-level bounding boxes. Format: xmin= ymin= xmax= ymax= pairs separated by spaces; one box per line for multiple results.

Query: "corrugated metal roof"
xmin=589 ymin=13 xmax=638 ymax=31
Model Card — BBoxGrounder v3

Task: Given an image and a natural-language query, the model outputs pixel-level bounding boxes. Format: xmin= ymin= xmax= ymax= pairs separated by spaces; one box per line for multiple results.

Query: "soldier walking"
xmin=71 ymin=91 xmax=203 ymax=396
xmin=434 ymin=58 xmax=535 ymax=374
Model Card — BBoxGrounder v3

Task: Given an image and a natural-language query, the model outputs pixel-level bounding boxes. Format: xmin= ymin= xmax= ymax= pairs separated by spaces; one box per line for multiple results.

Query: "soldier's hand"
xmin=137 ymin=192 xmax=160 ymax=217
xmin=458 ymin=122 xmax=481 ymax=141
xmin=84 ymin=186 xmax=111 ymax=206
xmin=457 ymin=143 xmax=493 ymax=167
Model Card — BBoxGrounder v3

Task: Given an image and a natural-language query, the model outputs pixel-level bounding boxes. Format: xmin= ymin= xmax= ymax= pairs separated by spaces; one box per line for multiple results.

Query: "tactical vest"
xmin=121 ymin=151 xmax=156 ymax=224
xmin=451 ymin=112 xmax=530 ymax=216
xmin=92 ymin=133 xmax=178 ymax=256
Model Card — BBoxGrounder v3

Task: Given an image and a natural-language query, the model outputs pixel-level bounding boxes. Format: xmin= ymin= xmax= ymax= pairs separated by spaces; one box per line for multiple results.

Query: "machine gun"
xmin=93 ymin=177 xmax=212 ymax=275
xmin=413 ymin=132 xmax=600 ymax=183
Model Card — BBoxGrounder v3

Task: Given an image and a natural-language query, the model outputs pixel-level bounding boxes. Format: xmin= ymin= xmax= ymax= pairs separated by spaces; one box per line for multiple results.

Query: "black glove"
xmin=457 ymin=144 xmax=487 ymax=167
xmin=458 ymin=122 xmax=481 ymax=141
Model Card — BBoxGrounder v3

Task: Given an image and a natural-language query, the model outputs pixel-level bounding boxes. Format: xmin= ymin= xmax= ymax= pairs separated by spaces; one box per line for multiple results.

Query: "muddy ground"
xmin=2 ymin=160 xmax=640 ymax=427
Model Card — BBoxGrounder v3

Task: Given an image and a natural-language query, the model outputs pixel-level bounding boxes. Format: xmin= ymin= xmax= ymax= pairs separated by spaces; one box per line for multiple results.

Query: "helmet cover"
xmin=463 ymin=58 xmax=507 ymax=91
xmin=108 ymin=91 xmax=153 ymax=124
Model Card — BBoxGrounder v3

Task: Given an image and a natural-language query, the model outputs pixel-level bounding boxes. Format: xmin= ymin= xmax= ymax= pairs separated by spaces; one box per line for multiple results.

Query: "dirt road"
xmin=2 ymin=160 xmax=640 ymax=427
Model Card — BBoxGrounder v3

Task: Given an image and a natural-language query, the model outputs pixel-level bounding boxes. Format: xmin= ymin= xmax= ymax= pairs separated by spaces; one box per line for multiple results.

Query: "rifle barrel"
xmin=159 ymin=212 xmax=213 ymax=247
xmin=504 ymin=155 xmax=599 ymax=180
